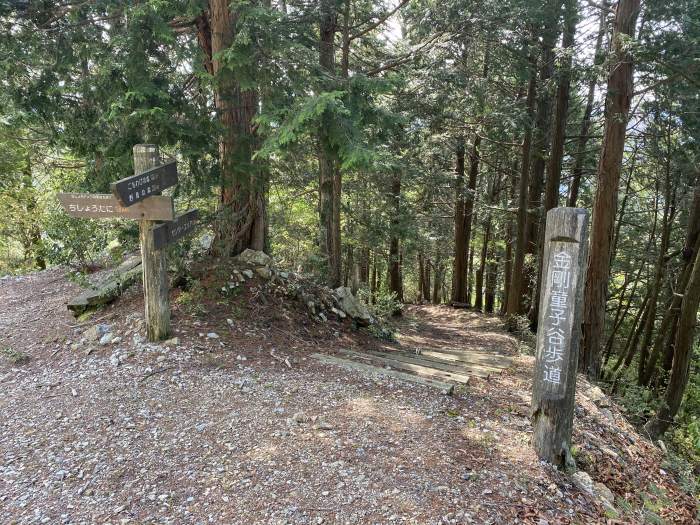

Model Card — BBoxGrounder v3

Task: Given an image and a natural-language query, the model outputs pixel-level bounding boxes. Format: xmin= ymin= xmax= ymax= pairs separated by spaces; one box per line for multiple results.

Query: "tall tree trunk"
xmin=418 ymin=253 xmax=425 ymax=302
xmin=522 ymin=0 xmax=564 ymax=309
xmin=370 ymin=251 xmax=377 ymax=303
xmin=318 ymin=0 xmax=342 ymax=286
xmin=529 ymin=0 xmax=577 ymax=326
xmin=502 ymin=158 xmax=518 ymax=314
xmin=506 ymin=39 xmax=538 ymax=318
xmin=638 ymin=172 xmax=675 ymax=385
xmin=464 ymin=135 xmax=481 ymax=301
xmin=641 ymin=185 xmax=700 ymax=385
xmin=580 ymin=0 xmax=640 ymax=380
xmin=451 ymin=142 xmax=468 ymax=303
xmin=568 ymin=2 xmax=608 ymax=207
xmin=209 ymin=0 xmax=265 ymax=256
xmin=474 ymin=222 xmax=488 ymax=311
xmin=389 ymin=171 xmax=403 ymax=302
xmin=433 ymin=261 xmax=442 ymax=304
xmin=424 ymin=256 xmax=431 ymax=302
xmin=644 ymin=239 xmax=700 ymax=439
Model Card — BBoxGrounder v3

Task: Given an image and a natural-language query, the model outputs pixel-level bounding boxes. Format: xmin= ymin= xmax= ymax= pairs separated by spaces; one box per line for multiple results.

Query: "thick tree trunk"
xmin=318 ymin=0 xmax=342 ymax=286
xmin=644 ymin=238 xmax=700 ymax=439
xmin=580 ymin=0 xmax=640 ymax=380
xmin=451 ymin=142 xmax=468 ymax=303
xmin=474 ymin=221 xmax=488 ymax=311
xmin=209 ymin=0 xmax=265 ymax=257
xmin=423 ymin=256 xmax=431 ymax=302
xmin=484 ymin=227 xmax=497 ymax=313
xmin=568 ymin=3 xmax=608 ymax=207
xmin=506 ymin=40 xmax=538 ymax=318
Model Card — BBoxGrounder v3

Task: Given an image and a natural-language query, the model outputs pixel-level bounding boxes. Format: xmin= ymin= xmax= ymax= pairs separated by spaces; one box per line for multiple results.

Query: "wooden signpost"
xmin=531 ymin=207 xmax=589 ymax=469
xmin=153 ymin=209 xmax=199 ymax=250
xmin=57 ymin=193 xmax=174 ymax=221
xmin=111 ymin=160 xmax=178 ymax=206
xmin=57 ymin=144 xmax=199 ymax=342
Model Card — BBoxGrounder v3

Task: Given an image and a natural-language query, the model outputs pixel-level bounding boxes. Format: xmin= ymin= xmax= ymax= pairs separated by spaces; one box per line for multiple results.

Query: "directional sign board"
xmin=57 ymin=193 xmax=174 ymax=221
xmin=153 ymin=209 xmax=199 ymax=249
xmin=110 ymin=160 xmax=178 ymax=207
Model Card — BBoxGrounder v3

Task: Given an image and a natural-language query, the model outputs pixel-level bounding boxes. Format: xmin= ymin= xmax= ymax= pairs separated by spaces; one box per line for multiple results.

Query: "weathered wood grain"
xmin=531 ymin=207 xmax=589 ymax=468
xmin=135 ymin=145 xmax=171 ymax=341
xmin=311 ymin=353 xmax=454 ymax=394
xmin=57 ymin=193 xmax=174 ymax=221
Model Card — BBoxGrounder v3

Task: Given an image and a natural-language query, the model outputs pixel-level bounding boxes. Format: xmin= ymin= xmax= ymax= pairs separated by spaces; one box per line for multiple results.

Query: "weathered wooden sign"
xmin=57 ymin=193 xmax=174 ymax=221
xmin=153 ymin=209 xmax=199 ymax=249
xmin=110 ymin=160 xmax=178 ymax=206
xmin=531 ymin=207 xmax=589 ymax=468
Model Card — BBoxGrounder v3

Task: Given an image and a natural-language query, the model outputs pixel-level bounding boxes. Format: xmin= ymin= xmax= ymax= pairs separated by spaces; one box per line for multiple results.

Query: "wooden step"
xmin=338 ymin=349 xmax=472 ymax=384
xmin=365 ymin=350 xmax=503 ymax=378
xmin=414 ymin=347 xmax=513 ymax=367
xmin=311 ymin=353 xmax=454 ymax=394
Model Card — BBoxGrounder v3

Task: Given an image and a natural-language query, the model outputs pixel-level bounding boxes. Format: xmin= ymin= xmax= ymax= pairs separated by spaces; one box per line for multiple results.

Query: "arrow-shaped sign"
xmin=57 ymin=193 xmax=174 ymax=221
xmin=111 ymin=160 xmax=178 ymax=207
xmin=152 ymin=209 xmax=199 ymax=249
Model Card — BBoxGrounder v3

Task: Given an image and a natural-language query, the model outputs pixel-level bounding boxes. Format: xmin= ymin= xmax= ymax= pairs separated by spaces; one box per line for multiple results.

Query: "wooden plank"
xmin=152 ymin=209 xmax=199 ymax=249
xmin=57 ymin=193 xmax=174 ymax=221
xmin=311 ymin=353 xmax=454 ymax=394
xmin=111 ymin=160 xmax=178 ymax=206
xmin=134 ymin=145 xmax=171 ymax=342
xmin=409 ymin=348 xmax=512 ymax=369
xmin=365 ymin=350 xmax=505 ymax=377
xmin=338 ymin=349 xmax=472 ymax=384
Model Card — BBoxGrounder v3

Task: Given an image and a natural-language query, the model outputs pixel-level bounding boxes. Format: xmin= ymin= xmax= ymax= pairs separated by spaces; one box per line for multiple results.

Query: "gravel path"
xmin=0 ymin=269 xmax=693 ymax=524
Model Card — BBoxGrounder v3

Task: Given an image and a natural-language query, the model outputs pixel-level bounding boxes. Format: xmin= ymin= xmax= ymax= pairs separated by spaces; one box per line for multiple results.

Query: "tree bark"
xmin=644 ymin=236 xmax=700 ymax=439
xmin=506 ymin=39 xmax=538 ymax=318
xmin=568 ymin=2 xmax=608 ymax=207
xmin=209 ymin=0 xmax=265 ymax=257
xmin=530 ymin=0 xmax=577 ymax=326
xmin=451 ymin=142 xmax=468 ymax=303
xmin=318 ymin=0 xmax=342 ymax=287
xmin=580 ymin=0 xmax=640 ymax=380
xmin=389 ymin=171 xmax=403 ymax=302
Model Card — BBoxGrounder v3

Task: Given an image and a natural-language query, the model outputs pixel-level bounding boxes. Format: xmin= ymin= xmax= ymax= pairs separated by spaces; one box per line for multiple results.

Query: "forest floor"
xmin=0 ymin=266 xmax=698 ymax=524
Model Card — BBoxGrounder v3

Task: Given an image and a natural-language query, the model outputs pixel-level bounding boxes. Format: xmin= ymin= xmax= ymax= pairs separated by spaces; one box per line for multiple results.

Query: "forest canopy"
xmin=1 ymin=0 xmax=699 ymax=464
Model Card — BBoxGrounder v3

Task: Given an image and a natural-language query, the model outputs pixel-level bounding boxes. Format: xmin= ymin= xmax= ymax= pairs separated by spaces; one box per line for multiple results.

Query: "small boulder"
xmin=333 ymin=287 xmax=371 ymax=326
xmin=236 ymin=249 xmax=272 ymax=267
xmin=255 ymin=266 xmax=272 ymax=279
xmin=84 ymin=324 xmax=111 ymax=342
xmin=163 ymin=337 xmax=180 ymax=347
xmin=241 ymin=269 xmax=254 ymax=279
xmin=572 ymin=471 xmax=594 ymax=496
xmin=207 ymin=332 xmax=220 ymax=339
xmin=99 ymin=333 xmax=113 ymax=346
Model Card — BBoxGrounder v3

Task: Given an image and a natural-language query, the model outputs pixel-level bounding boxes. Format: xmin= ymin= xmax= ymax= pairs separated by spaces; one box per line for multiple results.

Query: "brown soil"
xmin=0 ymin=268 xmax=696 ymax=524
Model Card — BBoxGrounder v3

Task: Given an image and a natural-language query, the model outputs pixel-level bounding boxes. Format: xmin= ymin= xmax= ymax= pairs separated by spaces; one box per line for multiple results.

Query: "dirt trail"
xmin=0 ymin=269 xmax=694 ymax=524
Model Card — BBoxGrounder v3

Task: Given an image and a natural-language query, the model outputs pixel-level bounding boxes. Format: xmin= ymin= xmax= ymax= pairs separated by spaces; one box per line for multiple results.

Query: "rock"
xmin=226 ymin=319 xmax=234 ymax=327
xmin=279 ymin=272 xmax=289 ymax=279
xmin=586 ymin=385 xmax=610 ymax=407
xmin=572 ymin=471 xmax=594 ymax=496
xmin=109 ymin=353 xmax=121 ymax=367
xmin=207 ymin=332 xmax=220 ymax=339
xmin=163 ymin=337 xmax=180 ymax=346
xmin=111 ymin=336 xmax=122 ymax=345
xmin=200 ymin=234 xmax=214 ymax=251
xmin=331 ymin=307 xmax=346 ymax=319
xmin=292 ymin=412 xmax=305 ymax=424
xmin=594 ymin=482 xmax=615 ymax=506
xmin=255 ymin=266 xmax=272 ymax=279
xmin=84 ymin=324 xmax=111 ymax=342
xmin=99 ymin=333 xmax=113 ymax=346
xmin=657 ymin=439 xmax=667 ymax=454
xmin=241 ymin=269 xmax=254 ymax=279
xmin=317 ymin=420 xmax=333 ymax=430
xmin=236 ymin=249 xmax=272 ymax=267
xmin=333 ymin=287 xmax=372 ymax=326
xmin=599 ymin=408 xmax=615 ymax=423
xmin=318 ymin=312 xmax=327 ymax=322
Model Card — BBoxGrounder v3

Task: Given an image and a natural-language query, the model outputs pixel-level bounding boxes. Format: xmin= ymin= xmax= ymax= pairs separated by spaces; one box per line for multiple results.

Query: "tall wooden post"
xmin=532 ymin=207 xmax=589 ymax=468
xmin=133 ymin=144 xmax=171 ymax=341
